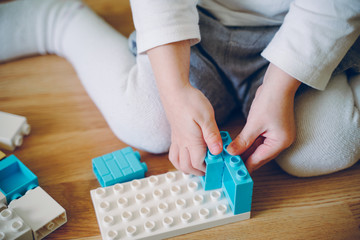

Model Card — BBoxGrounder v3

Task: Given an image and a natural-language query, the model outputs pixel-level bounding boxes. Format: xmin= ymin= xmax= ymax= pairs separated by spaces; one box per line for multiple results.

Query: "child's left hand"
xmin=227 ymin=63 xmax=301 ymax=173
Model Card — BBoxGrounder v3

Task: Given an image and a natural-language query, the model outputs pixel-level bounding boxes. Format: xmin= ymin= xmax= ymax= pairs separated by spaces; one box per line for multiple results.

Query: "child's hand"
xmin=227 ymin=63 xmax=301 ymax=173
xmin=147 ymin=40 xmax=223 ymax=176
xmin=164 ymin=84 xmax=223 ymax=176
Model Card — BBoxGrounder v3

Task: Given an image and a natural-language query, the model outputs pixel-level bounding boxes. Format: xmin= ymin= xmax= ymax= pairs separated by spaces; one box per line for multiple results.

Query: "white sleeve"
xmin=261 ymin=0 xmax=360 ymax=90
xmin=130 ymin=0 xmax=200 ymax=54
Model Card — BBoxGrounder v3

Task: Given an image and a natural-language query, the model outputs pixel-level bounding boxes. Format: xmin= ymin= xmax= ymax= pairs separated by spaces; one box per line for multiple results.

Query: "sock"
xmin=0 ymin=0 xmax=171 ymax=153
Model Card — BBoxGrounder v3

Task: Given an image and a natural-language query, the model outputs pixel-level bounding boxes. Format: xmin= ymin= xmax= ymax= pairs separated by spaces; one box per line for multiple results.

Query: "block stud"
xmin=236 ymin=169 xmax=248 ymax=180
xmin=135 ymin=193 xmax=146 ymax=203
xmin=126 ymin=225 xmax=137 ymax=237
xmin=193 ymin=194 xmax=204 ymax=205
xmin=175 ymin=198 xmax=187 ymax=209
xmin=95 ymin=188 xmax=106 ymax=199
xmin=153 ymin=189 xmax=164 ymax=199
xmin=106 ymin=230 xmax=118 ymax=240
xmin=187 ymin=181 xmax=198 ymax=192
xmin=144 ymin=220 xmax=156 ymax=232
xmin=148 ymin=176 xmax=159 ymax=186
xmin=216 ymin=204 xmax=228 ymax=215
xmin=199 ymin=208 xmax=210 ymax=219
xmin=139 ymin=207 xmax=151 ymax=217
xmin=165 ymin=172 xmax=176 ymax=182
xmin=229 ymin=156 xmax=241 ymax=167
xmin=170 ymin=185 xmax=181 ymax=195
xmin=163 ymin=216 xmax=174 ymax=227
xmin=0 ymin=209 xmax=13 ymax=220
xmin=11 ymin=220 xmax=24 ymax=232
xmin=158 ymin=202 xmax=169 ymax=213
xmin=130 ymin=180 xmax=141 ymax=190
xmin=121 ymin=211 xmax=133 ymax=222
xmin=210 ymin=190 xmax=222 ymax=201
xmin=99 ymin=201 xmax=111 ymax=212
xmin=103 ymin=215 xmax=115 ymax=226
xmin=113 ymin=184 xmax=124 ymax=194
xmin=117 ymin=197 xmax=128 ymax=208
xmin=181 ymin=212 xmax=192 ymax=223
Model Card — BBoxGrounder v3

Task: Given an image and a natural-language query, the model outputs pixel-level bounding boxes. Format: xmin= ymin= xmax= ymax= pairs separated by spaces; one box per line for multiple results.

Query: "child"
xmin=1 ymin=0 xmax=359 ymax=177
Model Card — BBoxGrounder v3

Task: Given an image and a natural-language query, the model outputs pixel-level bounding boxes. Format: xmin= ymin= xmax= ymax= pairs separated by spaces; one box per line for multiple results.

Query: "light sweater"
xmin=130 ymin=0 xmax=360 ymax=90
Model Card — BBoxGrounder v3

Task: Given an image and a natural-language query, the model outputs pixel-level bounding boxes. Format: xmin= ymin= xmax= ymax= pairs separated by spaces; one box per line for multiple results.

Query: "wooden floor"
xmin=1 ymin=0 xmax=359 ymax=239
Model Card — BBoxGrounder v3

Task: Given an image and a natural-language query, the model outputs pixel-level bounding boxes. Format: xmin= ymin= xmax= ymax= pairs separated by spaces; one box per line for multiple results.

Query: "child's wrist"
xmin=263 ymin=63 xmax=301 ymax=97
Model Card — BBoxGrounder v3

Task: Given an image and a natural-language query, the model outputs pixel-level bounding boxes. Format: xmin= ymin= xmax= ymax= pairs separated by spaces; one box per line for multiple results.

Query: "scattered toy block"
xmin=0 ymin=208 xmax=33 ymax=240
xmin=0 ymin=111 xmax=31 ymax=151
xmin=92 ymin=147 xmax=148 ymax=187
xmin=90 ymin=171 xmax=250 ymax=240
xmin=0 ymin=155 xmax=38 ymax=203
xmin=8 ymin=186 xmax=67 ymax=240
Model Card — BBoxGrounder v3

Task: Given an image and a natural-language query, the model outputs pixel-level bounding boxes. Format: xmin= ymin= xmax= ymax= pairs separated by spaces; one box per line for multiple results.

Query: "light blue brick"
xmin=92 ymin=147 xmax=147 ymax=187
xmin=222 ymin=155 xmax=253 ymax=215
xmin=0 ymin=155 xmax=38 ymax=203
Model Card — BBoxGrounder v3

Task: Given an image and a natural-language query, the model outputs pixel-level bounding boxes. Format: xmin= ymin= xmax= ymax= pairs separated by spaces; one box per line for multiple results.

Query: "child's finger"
xmin=227 ymin=123 xmax=261 ymax=156
xmin=245 ymin=138 xmax=283 ymax=173
xmin=201 ymin=119 xmax=222 ymax=155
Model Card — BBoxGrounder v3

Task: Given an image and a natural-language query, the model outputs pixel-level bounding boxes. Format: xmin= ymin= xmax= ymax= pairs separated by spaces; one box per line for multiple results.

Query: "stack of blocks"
xmin=201 ymin=131 xmax=253 ymax=215
xmin=90 ymin=132 xmax=253 ymax=239
xmin=92 ymin=147 xmax=147 ymax=187
xmin=0 ymin=155 xmax=67 ymax=240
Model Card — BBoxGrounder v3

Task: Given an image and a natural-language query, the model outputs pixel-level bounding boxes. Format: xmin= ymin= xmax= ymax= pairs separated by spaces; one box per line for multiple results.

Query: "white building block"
xmin=8 ymin=186 xmax=67 ymax=240
xmin=0 ymin=111 xmax=31 ymax=151
xmin=90 ymin=171 xmax=250 ymax=240
xmin=0 ymin=191 xmax=7 ymax=212
xmin=0 ymin=208 xmax=33 ymax=240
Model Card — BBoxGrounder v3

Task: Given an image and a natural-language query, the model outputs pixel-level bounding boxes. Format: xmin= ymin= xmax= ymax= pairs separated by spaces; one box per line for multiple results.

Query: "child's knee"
xmin=276 ymin=74 xmax=360 ymax=177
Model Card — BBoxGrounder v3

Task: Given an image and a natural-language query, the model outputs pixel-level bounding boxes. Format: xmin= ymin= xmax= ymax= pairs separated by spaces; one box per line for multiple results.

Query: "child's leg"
xmin=0 ymin=0 xmax=170 ymax=153
xmin=276 ymin=73 xmax=360 ymax=177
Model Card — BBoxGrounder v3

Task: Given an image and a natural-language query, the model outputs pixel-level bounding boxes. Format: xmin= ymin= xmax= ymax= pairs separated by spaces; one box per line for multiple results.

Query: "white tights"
xmin=1 ymin=0 xmax=359 ymax=177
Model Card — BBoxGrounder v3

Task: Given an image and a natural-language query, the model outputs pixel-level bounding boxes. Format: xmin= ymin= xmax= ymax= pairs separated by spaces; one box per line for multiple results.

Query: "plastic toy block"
xmin=222 ymin=152 xmax=253 ymax=215
xmin=90 ymin=171 xmax=250 ymax=240
xmin=0 ymin=208 xmax=33 ymax=240
xmin=0 ymin=191 xmax=6 ymax=212
xmin=93 ymin=147 xmax=148 ymax=187
xmin=0 ymin=155 xmax=38 ymax=203
xmin=201 ymin=151 xmax=224 ymax=190
xmin=201 ymin=131 xmax=233 ymax=191
xmin=0 ymin=151 xmax=5 ymax=160
xmin=8 ymin=186 xmax=67 ymax=240
xmin=0 ymin=111 xmax=31 ymax=151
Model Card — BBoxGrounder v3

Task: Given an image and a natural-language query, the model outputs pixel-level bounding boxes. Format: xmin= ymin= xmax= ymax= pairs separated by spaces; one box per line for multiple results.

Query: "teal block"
xmin=0 ymin=155 xmax=38 ymax=203
xmin=222 ymin=154 xmax=253 ymax=215
xmin=92 ymin=147 xmax=147 ymax=187
xmin=201 ymin=131 xmax=232 ymax=191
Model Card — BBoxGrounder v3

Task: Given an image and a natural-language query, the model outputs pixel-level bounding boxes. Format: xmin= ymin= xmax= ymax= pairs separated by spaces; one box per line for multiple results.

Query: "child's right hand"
xmin=163 ymin=83 xmax=223 ymax=176
xmin=147 ymin=40 xmax=223 ymax=176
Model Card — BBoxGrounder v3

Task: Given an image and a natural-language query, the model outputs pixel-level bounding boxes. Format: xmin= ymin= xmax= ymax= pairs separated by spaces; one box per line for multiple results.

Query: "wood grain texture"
xmin=0 ymin=0 xmax=359 ymax=239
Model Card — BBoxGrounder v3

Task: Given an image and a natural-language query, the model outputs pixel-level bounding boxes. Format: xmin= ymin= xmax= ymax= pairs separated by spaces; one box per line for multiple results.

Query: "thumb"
xmin=201 ymin=120 xmax=223 ymax=155
xmin=227 ymin=124 xmax=259 ymax=156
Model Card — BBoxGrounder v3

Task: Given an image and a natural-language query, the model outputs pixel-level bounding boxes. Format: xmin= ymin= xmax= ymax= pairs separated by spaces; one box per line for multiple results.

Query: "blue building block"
xmin=92 ymin=147 xmax=148 ymax=187
xmin=201 ymin=151 xmax=223 ymax=190
xmin=222 ymin=151 xmax=253 ymax=215
xmin=0 ymin=155 xmax=39 ymax=203
xmin=201 ymin=131 xmax=233 ymax=191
